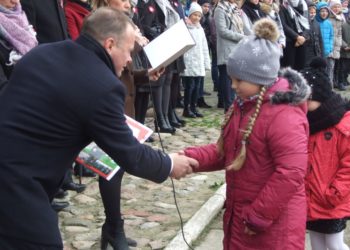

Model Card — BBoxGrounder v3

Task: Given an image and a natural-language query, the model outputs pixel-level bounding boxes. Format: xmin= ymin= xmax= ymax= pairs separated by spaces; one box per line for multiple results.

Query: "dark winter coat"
xmin=304 ymin=18 xmax=324 ymax=65
xmin=341 ymin=17 xmax=350 ymax=58
xmin=0 ymin=38 xmax=12 ymax=91
xmin=0 ymin=34 xmax=171 ymax=247
xmin=21 ymin=0 xmax=69 ymax=43
xmin=185 ymin=68 xmax=310 ymax=249
xmin=137 ymin=0 xmax=166 ymax=41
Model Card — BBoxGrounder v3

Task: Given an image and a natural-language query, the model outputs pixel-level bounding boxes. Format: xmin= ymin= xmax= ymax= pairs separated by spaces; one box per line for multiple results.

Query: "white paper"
xmin=143 ymin=20 xmax=196 ymax=73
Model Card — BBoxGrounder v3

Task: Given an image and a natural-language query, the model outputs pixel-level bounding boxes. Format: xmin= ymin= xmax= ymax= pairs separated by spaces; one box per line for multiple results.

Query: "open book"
xmin=143 ymin=19 xmax=196 ymax=73
xmin=75 ymin=115 xmax=153 ymax=180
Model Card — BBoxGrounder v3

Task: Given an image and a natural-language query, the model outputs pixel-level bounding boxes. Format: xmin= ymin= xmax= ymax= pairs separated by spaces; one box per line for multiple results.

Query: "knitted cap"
xmin=227 ymin=18 xmax=280 ymax=85
xmin=189 ymin=2 xmax=203 ymax=16
xmin=329 ymin=0 xmax=341 ymax=8
xmin=301 ymin=57 xmax=333 ymax=103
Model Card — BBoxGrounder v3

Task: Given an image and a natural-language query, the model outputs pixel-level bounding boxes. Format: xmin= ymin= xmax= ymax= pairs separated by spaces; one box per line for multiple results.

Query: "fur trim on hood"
xmin=271 ymin=67 xmax=311 ymax=105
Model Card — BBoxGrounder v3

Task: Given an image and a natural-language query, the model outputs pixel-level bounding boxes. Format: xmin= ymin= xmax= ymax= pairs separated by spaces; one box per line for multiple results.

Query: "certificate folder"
xmin=143 ymin=20 xmax=196 ymax=73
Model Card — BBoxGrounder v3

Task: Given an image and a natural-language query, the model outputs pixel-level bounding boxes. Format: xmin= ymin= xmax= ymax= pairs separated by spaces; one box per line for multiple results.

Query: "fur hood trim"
xmin=270 ymin=67 xmax=311 ymax=105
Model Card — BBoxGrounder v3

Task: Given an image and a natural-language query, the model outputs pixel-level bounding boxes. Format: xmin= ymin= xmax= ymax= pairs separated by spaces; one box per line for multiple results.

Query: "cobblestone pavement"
xmin=59 ymin=79 xmax=226 ymax=250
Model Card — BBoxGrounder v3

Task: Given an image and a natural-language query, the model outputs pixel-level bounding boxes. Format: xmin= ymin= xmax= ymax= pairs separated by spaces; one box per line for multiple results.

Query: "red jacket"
xmin=185 ymin=68 xmax=310 ymax=250
xmin=306 ymin=112 xmax=350 ymax=220
xmin=64 ymin=1 xmax=90 ymax=40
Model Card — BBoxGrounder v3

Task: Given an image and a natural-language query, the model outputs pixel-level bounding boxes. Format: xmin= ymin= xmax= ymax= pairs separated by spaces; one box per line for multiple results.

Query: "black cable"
xmin=144 ymin=59 xmax=194 ymax=250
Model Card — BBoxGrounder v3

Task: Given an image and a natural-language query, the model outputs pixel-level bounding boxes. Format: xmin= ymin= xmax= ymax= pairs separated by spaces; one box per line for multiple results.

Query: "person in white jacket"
xmin=181 ymin=2 xmax=211 ymax=118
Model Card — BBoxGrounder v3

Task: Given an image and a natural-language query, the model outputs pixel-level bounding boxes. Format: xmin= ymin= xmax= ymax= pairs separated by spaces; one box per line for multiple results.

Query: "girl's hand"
xmin=244 ymin=226 xmax=256 ymax=236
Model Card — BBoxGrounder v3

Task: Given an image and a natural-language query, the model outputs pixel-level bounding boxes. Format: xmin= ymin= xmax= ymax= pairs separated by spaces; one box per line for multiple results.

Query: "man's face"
xmin=108 ymin=25 xmax=135 ymax=77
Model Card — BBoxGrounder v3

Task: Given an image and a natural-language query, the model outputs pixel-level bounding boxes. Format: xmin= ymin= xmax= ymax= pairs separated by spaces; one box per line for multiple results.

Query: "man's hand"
xmin=169 ymin=153 xmax=199 ymax=180
xmin=148 ymin=67 xmax=165 ymax=81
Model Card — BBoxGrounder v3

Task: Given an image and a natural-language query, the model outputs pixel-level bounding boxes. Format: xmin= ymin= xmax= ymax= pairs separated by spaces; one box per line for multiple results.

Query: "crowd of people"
xmin=0 ymin=0 xmax=350 ymax=250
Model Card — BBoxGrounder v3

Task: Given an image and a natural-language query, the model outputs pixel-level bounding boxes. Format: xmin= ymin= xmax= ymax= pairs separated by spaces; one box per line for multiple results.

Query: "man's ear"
xmin=103 ymin=37 xmax=117 ymax=54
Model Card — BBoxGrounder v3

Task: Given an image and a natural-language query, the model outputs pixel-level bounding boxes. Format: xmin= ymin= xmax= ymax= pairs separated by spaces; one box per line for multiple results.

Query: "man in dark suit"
xmin=0 ymin=8 xmax=197 ymax=249
xmin=21 ymin=0 xmax=69 ymax=43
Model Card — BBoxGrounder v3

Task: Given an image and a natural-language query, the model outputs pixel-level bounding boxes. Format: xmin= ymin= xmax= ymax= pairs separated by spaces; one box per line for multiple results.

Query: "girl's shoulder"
xmin=266 ymin=68 xmax=311 ymax=106
xmin=336 ymin=111 xmax=350 ymax=137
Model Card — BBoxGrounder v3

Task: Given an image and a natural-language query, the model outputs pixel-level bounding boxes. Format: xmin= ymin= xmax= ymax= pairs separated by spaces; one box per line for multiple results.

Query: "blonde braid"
xmin=226 ymin=86 xmax=267 ymax=171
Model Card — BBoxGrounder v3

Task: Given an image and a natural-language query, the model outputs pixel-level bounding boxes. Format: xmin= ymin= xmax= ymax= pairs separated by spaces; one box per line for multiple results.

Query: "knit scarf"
xmin=0 ymin=4 xmax=37 ymax=57
xmin=307 ymin=94 xmax=349 ymax=134
xmin=217 ymin=0 xmax=244 ymax=34
xmin=242 ymin=1 xmax=266 ymax=24
xmin=282 ymin=0 xmax=309 ymax=33
xmin=155 ymin=0 xmax=180 ymax=28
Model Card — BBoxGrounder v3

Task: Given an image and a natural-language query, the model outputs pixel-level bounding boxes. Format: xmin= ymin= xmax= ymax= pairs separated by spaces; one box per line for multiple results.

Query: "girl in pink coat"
xmin=184 ymin=18 xmax=311 ymax=249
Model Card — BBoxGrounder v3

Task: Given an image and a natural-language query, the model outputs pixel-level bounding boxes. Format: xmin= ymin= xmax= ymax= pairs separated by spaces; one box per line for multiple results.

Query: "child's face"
xmin=331 ymin=4 xmax=342 ymax=14
xmin=231 ymin=78 xmax=261 ymax=99
xmin=189 ymin=11 xmax=202 ymax=24
xmin=307 ymin=100 xmax=321 ymax=111
xmin=201 ymin=3 xmax=210 ymax=14
xmin=309 ymin=7 xmax=316 ymax=19
xmin=319 ymin=8 xmax=329 ymax=19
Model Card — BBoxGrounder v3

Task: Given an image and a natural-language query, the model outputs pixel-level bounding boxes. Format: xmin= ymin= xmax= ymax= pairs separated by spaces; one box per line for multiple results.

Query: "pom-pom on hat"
xmin=226 ymin=18 xmax=280 ymax=86
xmin=301 ymin=57 xmax=333 ymax=103
xmin=188 ymin=2 xmax=203 ymax=16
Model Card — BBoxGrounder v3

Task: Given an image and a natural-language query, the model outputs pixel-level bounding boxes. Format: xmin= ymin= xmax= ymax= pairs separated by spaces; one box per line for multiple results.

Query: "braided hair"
xmin=217 ymin=86 xmax=267 ymax=171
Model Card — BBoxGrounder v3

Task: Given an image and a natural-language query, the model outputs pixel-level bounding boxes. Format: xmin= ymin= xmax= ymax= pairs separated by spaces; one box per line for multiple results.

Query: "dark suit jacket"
xmin=21 ymin=0 xmax=69 ymax=43
xmin=0 ymin=34 xmax=171 ymax=247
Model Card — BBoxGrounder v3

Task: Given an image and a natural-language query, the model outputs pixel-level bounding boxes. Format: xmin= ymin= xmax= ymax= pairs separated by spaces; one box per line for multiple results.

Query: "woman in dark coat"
xmin=279 ymin=0 xmax=309 ymax=70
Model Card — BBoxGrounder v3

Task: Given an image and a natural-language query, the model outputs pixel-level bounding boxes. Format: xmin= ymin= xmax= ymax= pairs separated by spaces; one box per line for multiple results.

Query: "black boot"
xmin=191 ymin=106 xmax=203 ymax=118
xmin=173 ymin=110 xmax=186 ymax=127
xmin=163 ymin=114 xmax=176 ymax=134
xmin=51 ymin=201 xmax=69 ymax=212
xmin=183 ymin=106 xmax=196 ymax=118
xmin=337 ymin=82 xmax=346 ymax=91
xmin=154 ymin=114 xmax=174 ymax=134
xmin=197 ymin=97 xmax=212 ymax=108
xmin=101 ymin=220 xmax=132 ymax=250
xmin=168 ymin=109 xmax=182 ymax=128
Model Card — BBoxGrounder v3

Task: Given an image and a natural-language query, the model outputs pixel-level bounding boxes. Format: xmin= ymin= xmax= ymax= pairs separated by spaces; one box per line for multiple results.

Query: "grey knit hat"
xmin=227 ymin=18 xmax=281 ymax=86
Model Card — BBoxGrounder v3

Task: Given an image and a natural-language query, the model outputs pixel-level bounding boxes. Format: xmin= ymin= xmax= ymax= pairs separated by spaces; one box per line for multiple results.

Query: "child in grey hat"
xmin=183 ymin=18 xmax=311 ymax=249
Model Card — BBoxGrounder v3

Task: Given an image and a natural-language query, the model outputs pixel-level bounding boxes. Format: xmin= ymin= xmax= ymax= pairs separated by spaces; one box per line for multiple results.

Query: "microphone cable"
xmin=144 ymin=60 xmax=195 ymax=250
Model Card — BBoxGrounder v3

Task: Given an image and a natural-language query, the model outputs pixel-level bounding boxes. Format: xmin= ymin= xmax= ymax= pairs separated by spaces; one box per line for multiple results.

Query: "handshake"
xmin=168 ymin=152 xmax=198 ymax=180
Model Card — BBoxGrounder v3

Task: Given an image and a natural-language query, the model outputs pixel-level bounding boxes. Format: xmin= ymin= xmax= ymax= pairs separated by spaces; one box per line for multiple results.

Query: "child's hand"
xmin=244 ymin=226 xmax=256 ymax=236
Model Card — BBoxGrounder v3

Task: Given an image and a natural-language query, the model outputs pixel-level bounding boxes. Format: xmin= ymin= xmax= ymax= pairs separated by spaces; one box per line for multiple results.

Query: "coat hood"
xmin=270 ymin=67 xmax=311 ymax=105
xmin=316 ymin=2 xmax=329 ymax=21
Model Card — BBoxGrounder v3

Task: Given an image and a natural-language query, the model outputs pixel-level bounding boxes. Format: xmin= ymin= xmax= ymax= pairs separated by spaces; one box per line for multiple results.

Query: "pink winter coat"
xmin=185 ymin=68 xmax=310 ymax=250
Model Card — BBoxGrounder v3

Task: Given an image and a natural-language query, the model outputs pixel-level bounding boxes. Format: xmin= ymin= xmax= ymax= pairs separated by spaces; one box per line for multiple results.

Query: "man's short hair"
xmin=81 ymin=7 xmax=133 ymax=43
